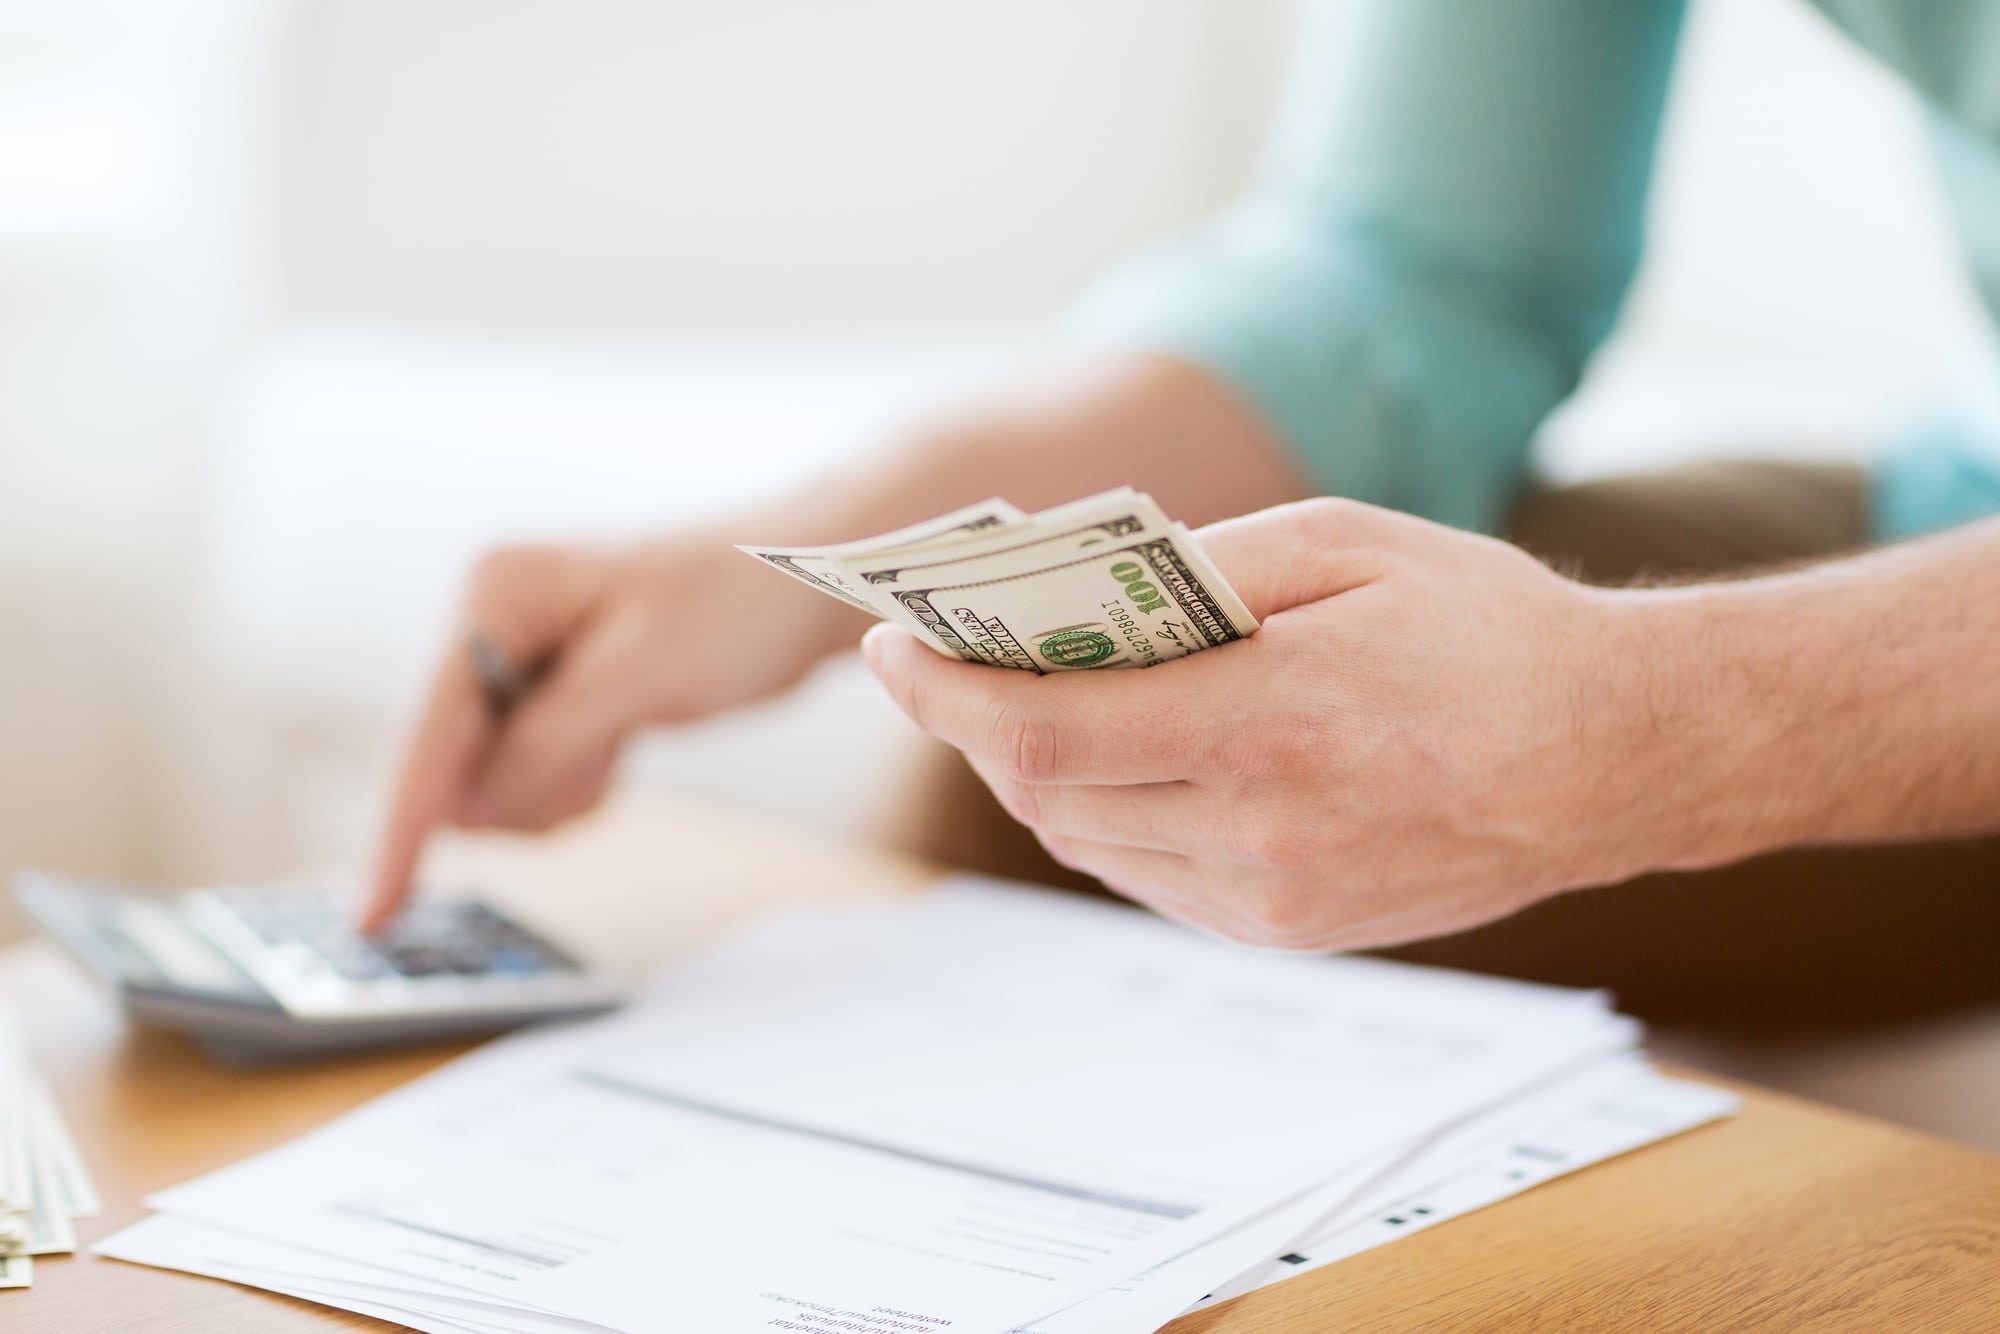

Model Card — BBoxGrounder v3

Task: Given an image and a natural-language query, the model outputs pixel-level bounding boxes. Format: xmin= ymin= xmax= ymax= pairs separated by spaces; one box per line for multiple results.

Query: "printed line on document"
xmin=572 ymin=1069 xmax=1199 ymax=1220
xmin=332 ymin=1204 xmax=570 ymax=1269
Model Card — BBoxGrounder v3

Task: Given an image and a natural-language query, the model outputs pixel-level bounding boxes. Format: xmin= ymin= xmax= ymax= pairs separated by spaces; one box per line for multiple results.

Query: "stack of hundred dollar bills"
xmin=0 ymin=1007 xmax=100 ymax=1289
xmin=740 ymin=488 xmax=1258 ymax=672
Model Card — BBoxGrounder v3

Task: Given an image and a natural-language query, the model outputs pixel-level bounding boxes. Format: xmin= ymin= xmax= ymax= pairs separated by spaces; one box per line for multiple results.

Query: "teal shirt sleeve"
xmin=1873 ymin=106 xmax=2000 ymax=541
xmin=1068 ymin=0 xmax=1688 ymax=533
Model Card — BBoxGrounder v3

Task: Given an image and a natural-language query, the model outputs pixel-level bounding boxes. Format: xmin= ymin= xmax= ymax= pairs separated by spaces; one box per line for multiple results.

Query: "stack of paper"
xmin=98 ymin=880 xmax=1734 ymax=1332
xmin=0 ymin=1009 xmax=102 ymax=1290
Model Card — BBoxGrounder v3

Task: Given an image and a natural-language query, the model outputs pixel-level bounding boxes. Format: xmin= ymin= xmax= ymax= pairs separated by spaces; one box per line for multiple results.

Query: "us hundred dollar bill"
xmin=735 ymin=499 xmax=1027 ymax=614
xmin=741 ymin=489 xmax=1259 ymax=672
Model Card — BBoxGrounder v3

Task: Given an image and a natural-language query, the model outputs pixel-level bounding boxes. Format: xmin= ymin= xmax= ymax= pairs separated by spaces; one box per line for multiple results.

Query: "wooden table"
xmin=5 ymin=798 xmax=1999 ymax=1332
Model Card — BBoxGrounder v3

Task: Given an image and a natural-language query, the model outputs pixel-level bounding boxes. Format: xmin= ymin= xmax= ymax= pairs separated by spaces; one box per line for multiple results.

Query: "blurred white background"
xmin=1 ymin=0 xmax=1992 ymax=934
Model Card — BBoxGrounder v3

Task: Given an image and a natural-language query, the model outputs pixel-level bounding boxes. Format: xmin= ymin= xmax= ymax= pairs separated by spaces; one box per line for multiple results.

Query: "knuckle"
xmin=1229 ymin=814 xmax=1316 ymax=871
xmin=1218 ymin=817 xmax=1270 ymax=868
xmin=1285 ymin=495 xmax=1366 ymax=532
xmin=472 ymin=786 xmax=536 ymax=831
xmin=467 ymin=544 xmax=534 ymax=591
xmin=989 ymin=774 xmax=1046 ymax=829
xmin=1262 ymin=725 xmax=1319 ymax=779
xmin=1035 ymin=831 xmax=1092 ymax=877
xmin=508 ymin=805 xmax=563 ymax=834
xmin=1239 ymin=885 xmax=1324 ymax=950
xmin=1292 ymin=494 xmax=1414 ymax=543
xmin=1280 ymin=497 xmax=1416 ymax=571
xmin=1275 ymin=496 xmax=1380 ymax=555
xmin=480 ymin=776 xmax=582 ymax=835
xmin=987 ymin=698 xmax=1067 ymax=783
xmin=465 ymin=543 xmax=555 ymax=611
xmin=1227 ymin=718 xmax=1324 ymax=783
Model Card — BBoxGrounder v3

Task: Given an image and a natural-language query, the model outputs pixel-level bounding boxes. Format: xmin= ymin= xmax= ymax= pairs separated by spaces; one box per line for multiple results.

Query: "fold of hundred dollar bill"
xmin=740 ymin=489 xmax=1257 ymax=672
xmin=736 ymin=498 xmax=1028 ymax=615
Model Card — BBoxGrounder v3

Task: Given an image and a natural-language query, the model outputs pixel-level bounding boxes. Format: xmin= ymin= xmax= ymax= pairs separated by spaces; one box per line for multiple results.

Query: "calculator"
xmin=13 ymin=872 xmax=622 ymax=1063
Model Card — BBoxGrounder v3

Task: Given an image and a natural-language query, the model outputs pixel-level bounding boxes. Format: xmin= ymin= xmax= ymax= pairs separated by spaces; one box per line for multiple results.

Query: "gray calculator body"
xmin=13 ymin=872 xmax=621 ymax=1063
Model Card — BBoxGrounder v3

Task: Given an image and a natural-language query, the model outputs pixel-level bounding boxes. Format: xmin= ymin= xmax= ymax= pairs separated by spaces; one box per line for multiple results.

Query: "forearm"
xmin=739 ymin=354 xmax=1310 ymax=656
xmin=1620 ymin=517 xmax=2000 ymax=869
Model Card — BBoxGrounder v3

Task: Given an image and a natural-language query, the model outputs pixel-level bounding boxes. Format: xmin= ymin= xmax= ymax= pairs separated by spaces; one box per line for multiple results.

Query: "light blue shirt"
xmin=1073 ymin=0 xmax=2000 ymax=540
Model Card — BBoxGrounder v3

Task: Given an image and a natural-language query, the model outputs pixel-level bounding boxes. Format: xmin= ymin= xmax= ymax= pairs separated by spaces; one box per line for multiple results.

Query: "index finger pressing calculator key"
xmin=13 ymin=872 xmax=623 ymax=1063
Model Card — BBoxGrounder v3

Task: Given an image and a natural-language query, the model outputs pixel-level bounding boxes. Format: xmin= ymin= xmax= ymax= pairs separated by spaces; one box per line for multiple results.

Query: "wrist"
xmin=679 ymin=505 xmax=870 ymax=668
xmin=1586 ymin=582 xmax=1820 ymax=879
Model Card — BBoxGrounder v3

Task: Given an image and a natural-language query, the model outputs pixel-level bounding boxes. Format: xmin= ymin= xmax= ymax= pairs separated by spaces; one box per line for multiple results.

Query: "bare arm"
xmin=744 ymin=354 xmax=1310 ymax=661
xmin=1625 ymin=515 xmax=2000 ymax=869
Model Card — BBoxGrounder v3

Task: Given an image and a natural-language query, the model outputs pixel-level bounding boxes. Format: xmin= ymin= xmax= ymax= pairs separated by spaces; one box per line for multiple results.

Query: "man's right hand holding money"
xmin=860 ymin=498 xmax=2000 ymax=954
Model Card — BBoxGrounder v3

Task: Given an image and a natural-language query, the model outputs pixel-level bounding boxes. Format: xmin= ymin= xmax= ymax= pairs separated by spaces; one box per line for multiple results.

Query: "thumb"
xmin=1195 ymin=497 xmax=1417 ymax=619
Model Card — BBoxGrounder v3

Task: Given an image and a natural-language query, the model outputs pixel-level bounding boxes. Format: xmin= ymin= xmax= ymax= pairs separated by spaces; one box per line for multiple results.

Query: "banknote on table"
xmin=739 ymin=488 xmax=1259 ymax=672
xmin=0 ymin=1006 xmax=100 ymax=1291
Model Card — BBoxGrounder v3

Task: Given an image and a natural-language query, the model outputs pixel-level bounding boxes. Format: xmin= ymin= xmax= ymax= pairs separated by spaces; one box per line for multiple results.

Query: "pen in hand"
xmin=358 ymin=534 xmax=858 ymax=934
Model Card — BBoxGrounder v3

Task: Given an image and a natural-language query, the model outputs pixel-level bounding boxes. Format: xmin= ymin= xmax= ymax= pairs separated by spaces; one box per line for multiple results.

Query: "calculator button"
xmin=237 ymin=908 xmax=301 ymax=946
xmin=319 ymin=944 xmax=392 ymax=981
xmin=267 ymin=942 xmax=327 ymax=974
xmin=530 ymin=942 xmax=580 ymax=972
xmin=487 ymin=947 xmax=548 ymax=975
xmin=444 ymin=945 xmax=494 ymax=975
xmin=386 ymin=946 xmax=452 ymax=977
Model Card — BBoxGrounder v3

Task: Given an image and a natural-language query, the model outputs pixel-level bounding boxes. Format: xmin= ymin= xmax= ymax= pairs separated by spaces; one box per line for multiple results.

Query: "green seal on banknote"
xmin=1037 ymin=628 xmax=1117 ymax=667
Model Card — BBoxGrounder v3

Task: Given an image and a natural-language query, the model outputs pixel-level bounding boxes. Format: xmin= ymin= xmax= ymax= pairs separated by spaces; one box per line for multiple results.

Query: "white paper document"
xmin=99 ymin=878 xmax=1731 ymax=1333
xmin=1021 ymin=1054 xmax=1734 ymax=1333
xmin=1186 ymin=1055 xmax=1736 ymax=1313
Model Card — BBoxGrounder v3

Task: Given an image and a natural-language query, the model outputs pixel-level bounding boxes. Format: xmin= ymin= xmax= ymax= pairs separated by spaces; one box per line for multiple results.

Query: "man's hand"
xmin=861 ymin=498 xmax=1678 ymax=952
xmin=363 ymin=530 xmax=852 ymax=931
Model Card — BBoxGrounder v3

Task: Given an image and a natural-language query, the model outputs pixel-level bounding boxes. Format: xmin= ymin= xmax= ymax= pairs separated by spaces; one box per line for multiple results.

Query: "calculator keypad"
xmin=188 ymin=887 xmax=609 ymax=1020
xmin=212 ymin=891 xmax=577 ymax=981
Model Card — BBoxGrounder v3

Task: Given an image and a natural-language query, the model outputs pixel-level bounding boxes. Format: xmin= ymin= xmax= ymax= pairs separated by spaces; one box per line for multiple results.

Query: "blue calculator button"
xmin=488 ymin=948 xmax=547 ymax=975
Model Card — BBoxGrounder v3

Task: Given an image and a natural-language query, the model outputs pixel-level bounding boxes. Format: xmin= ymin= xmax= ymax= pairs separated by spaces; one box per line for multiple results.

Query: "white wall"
xmin=279 ymin=0 xmax=1302 ymax=334
xmin=0 ymin=0 xmax=285 ymax=930
xmin=1544 ymin=0 xmax=1992 ymax=475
